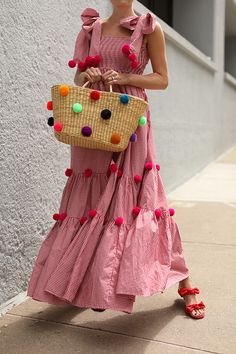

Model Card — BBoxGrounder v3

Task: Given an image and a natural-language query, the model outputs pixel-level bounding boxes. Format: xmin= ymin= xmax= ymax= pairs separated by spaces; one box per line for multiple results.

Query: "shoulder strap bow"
xmin=73 ymin=8 xmax=101 ymax=64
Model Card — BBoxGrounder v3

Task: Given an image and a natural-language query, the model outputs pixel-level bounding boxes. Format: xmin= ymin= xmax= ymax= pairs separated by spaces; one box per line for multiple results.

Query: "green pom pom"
xmin=73 ymin=103 xmax=83 ymax=113
xmin=139 ymin=115 xmax=147 ymax=126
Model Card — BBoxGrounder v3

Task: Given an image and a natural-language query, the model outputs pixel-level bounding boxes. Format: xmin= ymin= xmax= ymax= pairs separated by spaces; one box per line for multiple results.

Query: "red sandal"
xmin=178 ymin=287 xmax=206 ymax=319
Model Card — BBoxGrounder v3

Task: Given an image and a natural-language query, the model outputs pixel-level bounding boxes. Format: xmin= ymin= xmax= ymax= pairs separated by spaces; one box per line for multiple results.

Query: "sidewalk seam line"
xmin=5 ymin=313 xmax=220 ymax=354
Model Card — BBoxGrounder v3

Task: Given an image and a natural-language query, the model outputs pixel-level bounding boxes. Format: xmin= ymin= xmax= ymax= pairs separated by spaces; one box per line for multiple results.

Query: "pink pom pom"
xmin=89 ymin=209 xmax=97 ymax=218
xmin=169 ymin=208 xmax=175 ymax=216
xmin=145 ymin=162 xmax=153 ymax=170
xmin=122 ymin=43 xmax=131 ymax=55
xmin=60 ymin=212 xmax=67 ymax=221
xmin=109 ymin=163 xmax=118 ymax=173
xmin=68 ymin=60 xmax=76 ymax=68
xmin=134 ymin=175 xmax=142 ymax=183
xmin=132 ymin=207 xmax=141 ymax=216
xmin=54 ymin=122 xmax=63 ymax=132
xmin=80 ymin=216 xmax=87 ymax=225
xmin=156 ymin=164 xmax=160 ymax=171
xmin=115 ymin=217 xmax=123 ymax=226
xmin=84 ymin=168 xmax=93 ymax=177
xmin=131 ymin=60 xmax=139 ymax=69
xmin=128 ymin=53 xmax=136 ymax=61
xmin=65 ymin=168 xmax=72 ymax=177
xmin=154 ymin=209 xmax=162 ymax=218
xmin=53 ymin=213 xmax=60 ymax=220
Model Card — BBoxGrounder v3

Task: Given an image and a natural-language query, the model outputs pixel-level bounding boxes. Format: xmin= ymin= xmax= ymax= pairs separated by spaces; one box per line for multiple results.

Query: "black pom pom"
xmin=47 ymin=117 xmax=54 ymax=126
xmin=101 ymin=109 xmax=112 ymax=120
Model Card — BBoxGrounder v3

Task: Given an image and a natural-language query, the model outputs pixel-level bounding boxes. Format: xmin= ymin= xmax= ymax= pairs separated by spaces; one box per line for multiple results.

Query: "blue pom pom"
xmin=119 ymin=94 xmax=130 ymax=104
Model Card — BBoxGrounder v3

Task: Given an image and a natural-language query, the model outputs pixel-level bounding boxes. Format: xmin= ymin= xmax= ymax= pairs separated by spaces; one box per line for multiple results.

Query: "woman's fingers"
xmin=85 ymin=67 xmax=102 ymax=82
xmin=103 ymin=70 xmax=118 ymax=82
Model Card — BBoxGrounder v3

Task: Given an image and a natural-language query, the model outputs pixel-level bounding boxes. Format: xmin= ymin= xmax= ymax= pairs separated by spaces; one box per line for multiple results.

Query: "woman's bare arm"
xmin=125 ymin=22 xmax=169 ymax=90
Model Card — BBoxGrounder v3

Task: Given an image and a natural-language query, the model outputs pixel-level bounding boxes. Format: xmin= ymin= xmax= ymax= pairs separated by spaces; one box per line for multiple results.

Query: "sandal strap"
xmin=178 ymin=287 xmax=200 ymax=297
xmin=185 ymin=301 xmax=205 ymax=313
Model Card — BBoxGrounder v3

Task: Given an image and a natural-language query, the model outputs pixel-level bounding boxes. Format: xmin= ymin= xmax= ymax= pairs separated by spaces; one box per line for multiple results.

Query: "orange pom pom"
xmin=59 ymin=85 xmax=70 ymax=97
xmin=111 ymin=133 xmax=121 ymax=145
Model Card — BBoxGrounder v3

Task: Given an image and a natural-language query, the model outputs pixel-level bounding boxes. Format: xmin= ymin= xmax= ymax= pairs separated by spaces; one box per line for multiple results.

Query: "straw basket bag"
xmin=48 ymin=80 xmax=148 ymax=152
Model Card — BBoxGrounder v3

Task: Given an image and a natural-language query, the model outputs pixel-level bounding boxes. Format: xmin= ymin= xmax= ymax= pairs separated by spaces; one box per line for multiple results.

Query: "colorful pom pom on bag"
xmin=49 ymin=81 xmax=148 ymax=152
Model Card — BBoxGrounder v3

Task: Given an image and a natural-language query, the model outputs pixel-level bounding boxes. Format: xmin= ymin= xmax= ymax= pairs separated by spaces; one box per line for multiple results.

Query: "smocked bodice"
xmin=99 ymin=36 xmax=149 ymax=75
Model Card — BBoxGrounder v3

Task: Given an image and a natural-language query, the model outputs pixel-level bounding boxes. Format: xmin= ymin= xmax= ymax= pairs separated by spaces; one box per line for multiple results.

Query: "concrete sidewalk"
xmin=1 ymin=147 xmax=236 ymax=354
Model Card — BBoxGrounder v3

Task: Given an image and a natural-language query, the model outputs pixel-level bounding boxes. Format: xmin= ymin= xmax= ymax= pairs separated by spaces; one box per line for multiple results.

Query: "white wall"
xmin=0 ymin=0 xmax=109 ymax=307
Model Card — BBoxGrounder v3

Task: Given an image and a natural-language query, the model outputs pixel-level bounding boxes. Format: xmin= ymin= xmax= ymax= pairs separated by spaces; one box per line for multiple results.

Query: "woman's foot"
xmin=178 ymin=276 xmax=205 ymax=318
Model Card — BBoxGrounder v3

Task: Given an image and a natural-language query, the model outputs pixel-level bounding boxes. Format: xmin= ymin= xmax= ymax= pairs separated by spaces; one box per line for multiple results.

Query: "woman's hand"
xmin=74 ymin=67 xmax=102 ymax=86
xmin=102 ymin=70 xmax=129 ymax=86
xmin=82 ymin=67 xmax=102 ymax=83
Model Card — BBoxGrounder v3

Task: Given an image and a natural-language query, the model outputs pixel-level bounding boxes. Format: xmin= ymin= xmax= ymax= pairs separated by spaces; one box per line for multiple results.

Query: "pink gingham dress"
xmin=27 ymin=8 xmax=190 ymax=314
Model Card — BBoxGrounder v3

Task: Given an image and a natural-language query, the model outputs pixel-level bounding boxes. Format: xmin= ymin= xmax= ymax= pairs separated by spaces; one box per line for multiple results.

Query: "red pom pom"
xmin=54 ymin=122 xmax=63 ymax=132
xmin=115 ymin=217 xmax=123 ymax=226
xmin=134 ymin=175 xmax=142 ymax=183
xmin=90 ymin=90 xmax=100 ymax=100
xmin=89 ymin=209 xmax=97 ymax=218
xmin=109 ymin=163 xmax=118 ymax=173
xmin=65 ymin=168 xmax=72 ymax=177
xmin=128 ymin=53 xmax=136 ymax=61
xmin=156 ymin=164 xmax=160 ymax=171
xmin=93 ymin=55 xmax=101 ymax=66
xmin=68 ymin=60 xmax=76 ymax=68
xmin=80 ymin=216 xmax=87 ymax=225
xmin=78 ymin=61 xmax=87 ymax=70
xmin=85 ymin=56 xmax=93 ymax=66
xmin=132 ymin=207 xmax=141 ymax=216
xmin=117 ymin=169 xmax=123 ymax=177
xmin=59 ymin=212 xmax=67 ymax=221
xmin=122 ymin=43 xmax=131 ymax=55
xmin=154 ymin=208 xmax=162 ymax=218
xmin=84 ymin=168 xmax=93 ymax=177
xmin=131 ymin=60 xmax=139 ymax=69
xmin=145 ymin=162 xmax=153 ymax=170
xmin=53 ymin=213 xmax=60 ymax=220
xmin=169 ymin=208 xmax=175 ymax=216
xmin=47 ymin=101 xmax=53 ymax=110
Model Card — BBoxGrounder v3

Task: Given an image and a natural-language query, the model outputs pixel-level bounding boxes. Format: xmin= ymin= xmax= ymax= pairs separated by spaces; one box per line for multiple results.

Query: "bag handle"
xmin=82 ymin=80 xmax=113 ymax=92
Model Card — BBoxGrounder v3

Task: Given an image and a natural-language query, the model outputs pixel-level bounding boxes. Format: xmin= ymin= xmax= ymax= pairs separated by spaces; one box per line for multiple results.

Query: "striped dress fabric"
xmin=26 ymin=8 xmax=190 ymax=314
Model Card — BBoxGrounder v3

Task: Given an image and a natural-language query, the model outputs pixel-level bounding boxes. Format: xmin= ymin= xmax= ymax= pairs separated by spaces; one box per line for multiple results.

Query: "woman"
xmin=27 ymin=0 xmax=205 ymax=319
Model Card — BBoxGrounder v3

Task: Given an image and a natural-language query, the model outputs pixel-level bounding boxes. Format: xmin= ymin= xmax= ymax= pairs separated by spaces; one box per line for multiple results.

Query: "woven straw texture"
xmin=51 ymin=83 xmax=148 ymax=152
